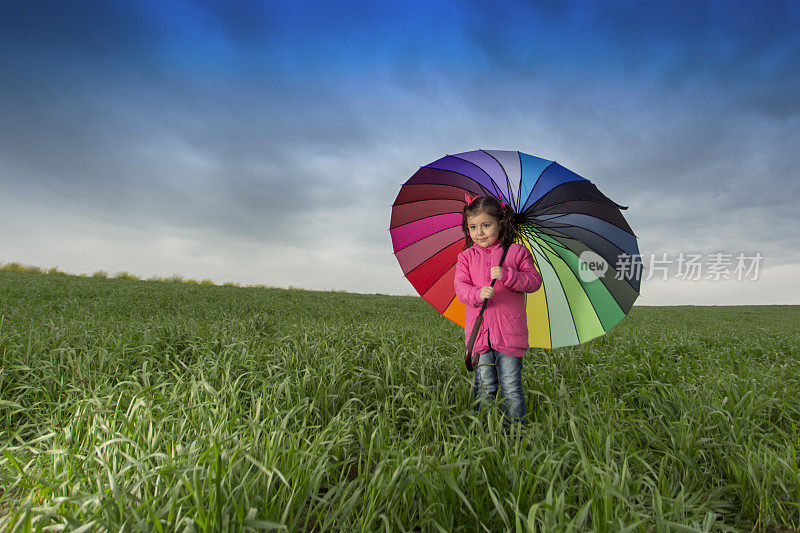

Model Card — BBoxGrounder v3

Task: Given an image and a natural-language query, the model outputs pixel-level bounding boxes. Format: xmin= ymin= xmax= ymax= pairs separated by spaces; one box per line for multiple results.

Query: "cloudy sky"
xmin=1 ymin=0 xmax=798 ymax=305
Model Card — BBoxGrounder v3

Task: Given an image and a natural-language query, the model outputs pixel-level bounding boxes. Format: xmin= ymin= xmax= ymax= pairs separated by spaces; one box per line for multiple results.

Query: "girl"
xmin=454 ymin=195 xmax=542 ymax=424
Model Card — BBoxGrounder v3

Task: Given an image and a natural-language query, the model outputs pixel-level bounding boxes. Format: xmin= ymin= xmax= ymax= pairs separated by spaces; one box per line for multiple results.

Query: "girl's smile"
xmin=467 ymin=213 xmax=500 ymax=248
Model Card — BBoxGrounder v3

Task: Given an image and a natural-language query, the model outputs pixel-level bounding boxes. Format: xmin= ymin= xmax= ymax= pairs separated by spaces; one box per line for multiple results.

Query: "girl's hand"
xmin=480 ymin=286 xmax=494 ymax=300
xmin=490 ymin=266 xmax=502 ymax=281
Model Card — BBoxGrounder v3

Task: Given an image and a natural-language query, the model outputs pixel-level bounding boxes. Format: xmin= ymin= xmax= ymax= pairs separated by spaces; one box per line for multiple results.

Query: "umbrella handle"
xmin=464 ymin=246 xmax=510 ymax=372
xmin=464 ymin=306 xmax=485 ymax=371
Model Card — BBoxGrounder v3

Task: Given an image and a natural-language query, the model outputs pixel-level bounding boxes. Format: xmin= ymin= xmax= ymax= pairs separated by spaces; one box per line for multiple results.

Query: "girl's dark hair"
xmin=461 ymin=196 xmax=518 ymax=250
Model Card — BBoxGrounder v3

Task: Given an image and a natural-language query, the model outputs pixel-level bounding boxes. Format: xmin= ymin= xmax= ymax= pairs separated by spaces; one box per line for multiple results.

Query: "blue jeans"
xmin=473 ymin=349 xmax=526 ymax=424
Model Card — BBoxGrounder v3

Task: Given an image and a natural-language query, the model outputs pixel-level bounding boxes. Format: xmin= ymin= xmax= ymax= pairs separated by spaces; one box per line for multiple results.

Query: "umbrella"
xmin=389 ymin=149 xmax=641 ymax=349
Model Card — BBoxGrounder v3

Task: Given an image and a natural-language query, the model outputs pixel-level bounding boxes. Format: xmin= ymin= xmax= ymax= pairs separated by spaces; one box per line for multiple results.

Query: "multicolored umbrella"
xmin=389 ymin=149 xmax=641 ymax=349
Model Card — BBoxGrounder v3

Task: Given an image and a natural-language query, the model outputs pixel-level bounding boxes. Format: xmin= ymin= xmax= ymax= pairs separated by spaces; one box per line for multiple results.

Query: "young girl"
xmin=454 ymin=195 xmax=542 ymax=424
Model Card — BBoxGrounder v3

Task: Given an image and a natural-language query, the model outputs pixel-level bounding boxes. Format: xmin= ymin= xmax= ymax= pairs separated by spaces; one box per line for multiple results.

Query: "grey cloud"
xmin=0 ymin=61 xmax=381 ymax=247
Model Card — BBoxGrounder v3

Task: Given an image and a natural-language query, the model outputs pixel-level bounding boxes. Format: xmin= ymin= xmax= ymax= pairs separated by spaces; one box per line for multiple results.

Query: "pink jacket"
xmin=454 ymin=242 xmax=542 ymax=357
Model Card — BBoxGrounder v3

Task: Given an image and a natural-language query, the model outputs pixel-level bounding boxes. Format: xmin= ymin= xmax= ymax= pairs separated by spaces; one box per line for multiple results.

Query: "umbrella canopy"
xmin=390 ymin=149 xmax=641 ymax=349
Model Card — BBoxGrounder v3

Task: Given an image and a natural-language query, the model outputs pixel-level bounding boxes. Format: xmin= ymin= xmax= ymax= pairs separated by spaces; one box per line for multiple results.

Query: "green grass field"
xmin=1 ymin=270 xmax=799 ymax=531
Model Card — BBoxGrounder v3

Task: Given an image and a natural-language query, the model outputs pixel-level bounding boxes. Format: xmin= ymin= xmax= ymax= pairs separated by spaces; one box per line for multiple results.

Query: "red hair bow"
xmin=464 ymin=192 xmax=506 ymax=209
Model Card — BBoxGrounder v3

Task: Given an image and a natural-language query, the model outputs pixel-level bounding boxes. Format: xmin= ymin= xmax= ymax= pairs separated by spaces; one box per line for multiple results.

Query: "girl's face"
xmin=467 ymin=212 xmax=500 ymax=248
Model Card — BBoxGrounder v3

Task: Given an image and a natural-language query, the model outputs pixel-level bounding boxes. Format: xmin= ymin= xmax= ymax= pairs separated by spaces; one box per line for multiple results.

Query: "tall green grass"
xmin=1 ymin=270 xmax=799 ymax=531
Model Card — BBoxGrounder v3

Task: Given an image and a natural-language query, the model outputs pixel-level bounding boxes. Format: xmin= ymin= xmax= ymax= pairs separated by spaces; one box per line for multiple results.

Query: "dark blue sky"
xmin=1 ymin=0 xmax=798 ymax=303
